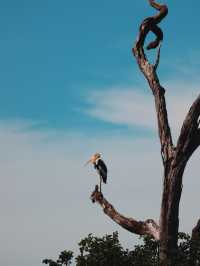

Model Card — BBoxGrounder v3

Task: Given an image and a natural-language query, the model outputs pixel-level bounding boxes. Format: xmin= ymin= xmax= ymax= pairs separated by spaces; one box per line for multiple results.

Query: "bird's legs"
xmin=99 ymin=176 xmax=102 ymax=193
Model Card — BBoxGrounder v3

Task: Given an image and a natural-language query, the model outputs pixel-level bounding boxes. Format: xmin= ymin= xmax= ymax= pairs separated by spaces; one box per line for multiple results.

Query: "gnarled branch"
xmin=136 ymin=0 xmax=168 ymax=51
xmin=90 ymin=185 xmax=160 ymax=240
xmin=133 ymin=1 xmax=173 ymax=164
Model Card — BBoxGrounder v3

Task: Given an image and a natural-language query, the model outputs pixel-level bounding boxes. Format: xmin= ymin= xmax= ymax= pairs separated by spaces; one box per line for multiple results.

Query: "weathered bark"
xmin=91 ymin=185 xmax=160 ymax=240
xmin=90 ymin=1 xmax=200 ymax=266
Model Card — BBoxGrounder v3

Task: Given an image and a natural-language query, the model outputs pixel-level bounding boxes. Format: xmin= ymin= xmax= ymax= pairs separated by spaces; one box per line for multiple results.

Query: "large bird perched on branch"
xmin=85 ymin=153 xmax=107 ymax=192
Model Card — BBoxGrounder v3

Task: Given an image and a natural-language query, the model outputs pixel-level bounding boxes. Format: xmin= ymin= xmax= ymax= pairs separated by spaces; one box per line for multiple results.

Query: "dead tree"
xmin=90 ymin=1 xmax=200 ymax=265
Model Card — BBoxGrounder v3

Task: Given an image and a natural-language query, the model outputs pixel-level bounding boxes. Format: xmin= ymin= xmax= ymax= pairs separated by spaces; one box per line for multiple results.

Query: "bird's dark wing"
xmin=93 ymin=163 xmax=98 ymax=169
xmin=97 ymin=159 xmax=107 ymax=184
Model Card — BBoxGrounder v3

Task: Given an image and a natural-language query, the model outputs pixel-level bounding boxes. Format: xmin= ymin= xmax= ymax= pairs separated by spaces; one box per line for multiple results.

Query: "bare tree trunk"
xmin=132 ymin=1 xmax=200 ymax=265
xmin=90 ymin=1 xmax=200 ymax=266
xmin=159 ymin=165 xmax=186 ymax=265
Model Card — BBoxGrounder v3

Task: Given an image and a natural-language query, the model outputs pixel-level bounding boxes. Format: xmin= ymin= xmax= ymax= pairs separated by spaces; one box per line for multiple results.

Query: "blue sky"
xmin=0 ymin=1 xmax=200 ymax=266
xmin=0 ymin=0 xmax=199 ymax=133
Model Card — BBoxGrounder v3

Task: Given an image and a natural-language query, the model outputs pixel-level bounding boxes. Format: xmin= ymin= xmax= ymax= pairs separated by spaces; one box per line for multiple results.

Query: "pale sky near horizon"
xmin=0 ymin=0 xmax=200 ymax=265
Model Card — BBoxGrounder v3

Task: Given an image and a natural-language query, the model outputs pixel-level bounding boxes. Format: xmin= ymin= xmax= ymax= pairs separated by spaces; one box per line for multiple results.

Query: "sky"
xmin=0 ymin=0 xmax=200 ymax=265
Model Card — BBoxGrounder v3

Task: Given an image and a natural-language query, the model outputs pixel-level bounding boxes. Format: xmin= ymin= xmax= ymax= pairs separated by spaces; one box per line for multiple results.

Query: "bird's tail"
xmin=102 ymin=175 xmax=107 ymax=184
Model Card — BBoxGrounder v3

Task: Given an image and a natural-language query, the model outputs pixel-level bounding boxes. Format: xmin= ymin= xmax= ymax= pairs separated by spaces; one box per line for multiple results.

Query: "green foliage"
xmin=176 ymin=232 xmax=191 ymax=265
xmin=43 ymin=231 xmax=200 ymax=266
xmin=129 ymin=235 xmax=159 ymax=266
xmin=42 ymin=250 xmax=73 ymax=266
xmin=76 ymin=232 xmax=130 ymax=266
xmin=57 ymin=250 xmax=73 ymax=265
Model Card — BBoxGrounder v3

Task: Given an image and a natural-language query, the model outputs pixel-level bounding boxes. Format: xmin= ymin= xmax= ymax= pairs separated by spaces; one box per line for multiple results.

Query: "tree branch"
xmin=176 ymin=95 xmax=200 ymax=162
xmin=90 ymin=185 xmax=160 ymax=240
xmin=154 ymin=43 xmax=161 ymax=71
xmin=132 ymin=1 xmax=173 ymax=163
xmin=192 ymin=219 xmax=200 ymax=240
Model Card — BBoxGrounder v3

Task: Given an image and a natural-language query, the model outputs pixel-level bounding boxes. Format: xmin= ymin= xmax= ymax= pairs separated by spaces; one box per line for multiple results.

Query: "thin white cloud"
xmin=87 ymin=89 xmax=156 ymax=128
xmin=86 ymin=81 xmax=200 ymax=142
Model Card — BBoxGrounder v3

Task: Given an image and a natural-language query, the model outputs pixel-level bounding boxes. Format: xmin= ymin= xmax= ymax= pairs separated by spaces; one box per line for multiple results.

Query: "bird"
xmin=85 ymin=153 xmax=107 ymax=192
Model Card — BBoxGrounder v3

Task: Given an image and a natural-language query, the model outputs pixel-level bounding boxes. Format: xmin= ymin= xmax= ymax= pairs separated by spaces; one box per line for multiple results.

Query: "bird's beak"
xmin=84 ymin=159 xmax=92 ymax=166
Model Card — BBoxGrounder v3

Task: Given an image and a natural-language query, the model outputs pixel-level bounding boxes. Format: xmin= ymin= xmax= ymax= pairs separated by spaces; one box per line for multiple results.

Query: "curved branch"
xmin=148 ymin=0 xmax=168 ymax=23
xmin=90 ymin=185 xmax=160 ymax=240
xmin=176 ymin=95 xmax=200 ymax=162
xmin=133 ymin=1 xmax=173 ymax=163
xmin=136 ymin=0 xmax=168 ymax=51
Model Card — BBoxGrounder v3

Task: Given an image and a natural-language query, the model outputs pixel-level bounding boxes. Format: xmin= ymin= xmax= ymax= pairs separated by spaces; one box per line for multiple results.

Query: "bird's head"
xmin=85 ymin=153 xmax=101 ymax=166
